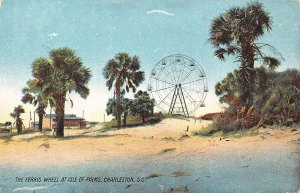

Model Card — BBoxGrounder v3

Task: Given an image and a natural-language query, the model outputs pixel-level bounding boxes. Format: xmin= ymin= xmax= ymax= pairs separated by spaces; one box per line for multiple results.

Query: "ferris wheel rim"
xmin=149 ymin=54 xmax=208 ymax=115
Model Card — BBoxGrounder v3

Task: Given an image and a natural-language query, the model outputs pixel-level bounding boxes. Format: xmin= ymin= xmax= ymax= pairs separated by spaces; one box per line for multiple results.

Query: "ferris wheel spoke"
xmin=156 ymin=87 xmax=175 ymax=107
xmin=181 ymin=79 xmax=203 ymax=86
xmin=172 ymin=59 xmax=187 ymax=84
xmin=182 ymin=88 xmax=196 ymax=103
xmin=177 ymin=60 xmax=191 ymax=82
xmin=151 ymin=85 xmax=175 ymax=92
xmin=161 ymin=67 xmax=177 ymax=84
xmin=170 ymin=62 xmax=179 ymax=84
xmin=181 ymin=85 xmax=202 ymax=93
xmin=179 ymin=68 xmax=195 ymax=83
xmin=152 ymin=77 xmax=175 ymax=86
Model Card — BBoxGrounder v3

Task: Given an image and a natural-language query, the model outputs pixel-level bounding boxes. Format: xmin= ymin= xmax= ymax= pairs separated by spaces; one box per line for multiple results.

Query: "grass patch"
xmin=101 ymin=113 xmax=192 ymax=132
xmin=101 ymin=114 xmax=163 ymax=131
xmin=2 ymin=136 xmax=13 ymax=143
xmin=0 ymin=133 xmax=11 ymax=139
xmin=192 ymin=124 xmax=259 ymax=138
xmin=40 ymin=142 xmax=50 ymax=148
xmin=146 ymin=172 xmax=163 ymax=179
xmin=101 ymin=119 xmax=118 ymax=132
xmin=168 ymin=185 xmax=188 ymax=192
xmin=192 ymin=125 xmax=214 ymax=136
xmin=224 ymin=127 xmax=259 ymax=138
xmin=178 ymin=133 xmax=190 ymax=141
xmin=161 ymin=137 xmax=176 ymax=142
xmin=0 ymin=128 xmax=11 ymax=133
xmin=159 ymin=148 xmax=176 ymax=154
xmin=171 ymin=171 xmax=189 ymax=177
xmin=212 ymin=131 xmax=224 ymax=137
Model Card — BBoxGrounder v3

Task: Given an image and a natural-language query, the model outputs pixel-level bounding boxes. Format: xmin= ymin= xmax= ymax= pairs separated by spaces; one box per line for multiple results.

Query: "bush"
xmin=214 ymin=68 xmax=300 ymax=132
xmin=192 ymin=125 xmax=214 ymax=136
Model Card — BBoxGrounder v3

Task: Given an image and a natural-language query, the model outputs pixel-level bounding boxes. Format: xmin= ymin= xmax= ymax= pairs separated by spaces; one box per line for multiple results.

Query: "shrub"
xmin=192 ymin=125 xmax=214 ymax=136
xmin=214 ymin=68 xmax=300 ymax=131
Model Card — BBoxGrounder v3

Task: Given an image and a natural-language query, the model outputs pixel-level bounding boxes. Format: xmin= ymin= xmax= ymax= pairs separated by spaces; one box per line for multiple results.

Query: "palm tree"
xmin=10 ymin=105 xmax=25 ymax=135
xmin=22 ymin=79 xmax=48 ymax=131
xmin=103 ymin=53 xmax=145 ymax=128
xmin=31 ymin=48 xmax=91 ymax=137
xmin=209 ymin=2 xmax=280 ymax=107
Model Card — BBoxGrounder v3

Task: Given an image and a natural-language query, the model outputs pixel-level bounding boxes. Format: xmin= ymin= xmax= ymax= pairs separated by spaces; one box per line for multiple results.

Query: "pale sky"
xmin=0 ymin=0 xmax=299 ymax=125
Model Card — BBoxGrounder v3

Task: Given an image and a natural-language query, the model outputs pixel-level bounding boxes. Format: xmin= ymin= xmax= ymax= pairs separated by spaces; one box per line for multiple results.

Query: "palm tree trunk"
xmin=55 ymin=94 xmax=66 ymax=137
xmin=16 ymin=118 xmax=22 ymax=135
xmin=123 ymin=113 xmax=127 ymax=127
xmin=240 ymin=42 xmax=255 ymax=108
xmin=38 ymin=112 xmax=43 ymax=131
xmin=50 ymin=107 xmax=52 ymax=130
xmin=115 ymin=80 xmax=121 ymax=129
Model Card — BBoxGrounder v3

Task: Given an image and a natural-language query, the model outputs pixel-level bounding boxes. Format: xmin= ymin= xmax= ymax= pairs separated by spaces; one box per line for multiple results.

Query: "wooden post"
xmin=28 ymin=111 xmax=31 ymax=129
xmin=50 ymin=107 xmax=52 ymax=129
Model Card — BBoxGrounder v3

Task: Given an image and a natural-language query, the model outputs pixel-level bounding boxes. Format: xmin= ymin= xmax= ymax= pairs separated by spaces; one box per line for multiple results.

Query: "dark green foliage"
xmin=22 ymin=79 xmax=48 ymax=131
xmin=106 ymin=97 xmax=133 ymax=127
xmin=258 ymin=69 xmax=300 ymax=126
xmin=10 ymin=105 xmax=25 ymax=135
xmin=30 ymin=47 xmax=91 ymax=137
xmin=209 ymin=1 xmax=281 ymax=107
xmin=101 ymin=114 xmax=163 ymax=131
xmin=214 ymin=68 xmax=300 ymax=132
xmin=106 ymin=98 xmax=117 ymax=117
xmin=130 ymin=90 xmax=155 ymax=123
xmin=103 ymin=53 xmax=145 ymax=128
xmin=209 ymin=2 xmax=293 ymax=132
xmin=106 ymin=90 xmax=155 ymax=126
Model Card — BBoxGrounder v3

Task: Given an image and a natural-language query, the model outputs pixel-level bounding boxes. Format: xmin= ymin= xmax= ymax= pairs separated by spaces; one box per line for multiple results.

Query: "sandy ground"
xmin=0 ymin=118 xmax=299 ymax=167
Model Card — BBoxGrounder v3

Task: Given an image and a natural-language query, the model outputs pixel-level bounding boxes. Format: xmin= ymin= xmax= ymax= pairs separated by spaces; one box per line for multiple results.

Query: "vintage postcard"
xmin=0 ymin=0 xmax=299 ymax=192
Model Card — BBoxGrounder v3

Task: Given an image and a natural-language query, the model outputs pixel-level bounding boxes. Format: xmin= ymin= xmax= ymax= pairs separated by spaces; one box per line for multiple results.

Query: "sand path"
xmin=0 ymin=118 xmax=299 ymax=168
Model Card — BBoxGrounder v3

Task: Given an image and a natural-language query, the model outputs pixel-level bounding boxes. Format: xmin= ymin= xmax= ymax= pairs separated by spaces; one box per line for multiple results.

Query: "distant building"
xmin=43 ymin=114 xmax=85 ymax=129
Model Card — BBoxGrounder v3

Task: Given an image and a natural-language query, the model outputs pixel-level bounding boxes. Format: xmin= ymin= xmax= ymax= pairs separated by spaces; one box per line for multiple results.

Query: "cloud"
xmin=154 ymin=48 xmax=160 ymax=53
xmin=48 ymin=32 xmax=59 ymax=39
xmin=147 ymin=10 xmax=175 ymax=16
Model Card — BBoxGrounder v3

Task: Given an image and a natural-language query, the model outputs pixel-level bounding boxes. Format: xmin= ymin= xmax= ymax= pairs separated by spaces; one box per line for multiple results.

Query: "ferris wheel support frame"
xmin=168 ymin=84 xmax=189 ymax=117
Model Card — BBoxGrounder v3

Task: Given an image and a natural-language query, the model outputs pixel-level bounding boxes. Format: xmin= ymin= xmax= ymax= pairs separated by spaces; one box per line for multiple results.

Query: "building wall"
xmin=42 ymin=117 xmax=85 ymax=129
xmin=42 ymin=117 xmax=55 ymax=129
xmin=64 ymin=119 xmax=84 ymax=128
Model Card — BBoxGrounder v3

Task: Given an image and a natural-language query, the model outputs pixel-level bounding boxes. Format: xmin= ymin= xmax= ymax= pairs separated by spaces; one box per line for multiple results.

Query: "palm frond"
xmin=21 ymin=93 xmax=34 ymax=104
xmin=210 ymin=15 xmax=233 ymax=46
xmin=214 ymin=48 xmax=227 ymax=61
xmin=32 ymin=57 xmax=52 ymax=80
xmin=263 ymin=57 xmax=280 ymax=70
xmin=75 ymin=84 xmax=90 ymax=99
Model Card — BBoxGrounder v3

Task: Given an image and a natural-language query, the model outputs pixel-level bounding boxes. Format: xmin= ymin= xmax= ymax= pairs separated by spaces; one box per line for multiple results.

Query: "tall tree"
xmin=122 ymin=98 xmax=133 ymax=127
xmin=22 ymin=79 xmax=47 ymax=131
xmin=103 ymin=53 xmax=144 ymax=128
xmin=130 ymin=90 xmax=155 ymax=123
xmin=31 ymin=48 xmax=91 ymax=137
xmin=209 ymin=2 xmax=280 ymax=107
xmin=106 ymin=97 xmax=133 ymax=127
xmin=10 ymin=105 xmax=25 ymax=135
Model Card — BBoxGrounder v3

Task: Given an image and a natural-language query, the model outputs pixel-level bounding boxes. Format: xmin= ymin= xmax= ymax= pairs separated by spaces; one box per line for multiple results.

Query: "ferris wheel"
xmin=148 ymin=54 xmax=208 ymax=117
